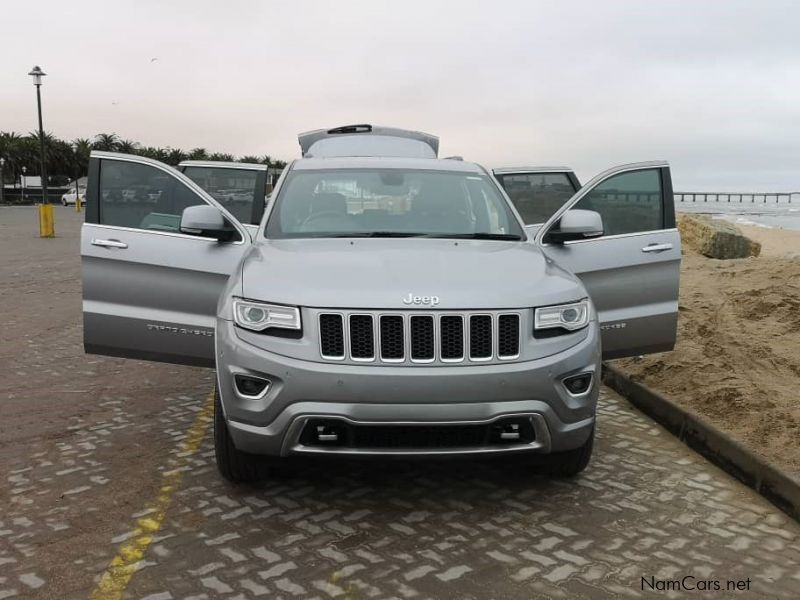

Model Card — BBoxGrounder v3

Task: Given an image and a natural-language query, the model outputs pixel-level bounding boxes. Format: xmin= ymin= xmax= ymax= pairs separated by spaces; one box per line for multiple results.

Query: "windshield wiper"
xmin=325 ymin=231 xmax=430 ymax=238
xmin=423 ymin=233 xmax=524 ymax=241
xmin=304 ymin=232 xmax=523 ymax=240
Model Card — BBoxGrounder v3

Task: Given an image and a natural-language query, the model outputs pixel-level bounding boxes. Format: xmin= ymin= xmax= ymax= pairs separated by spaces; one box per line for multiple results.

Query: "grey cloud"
xmin=1 ymin=0 xmax=798 ymax=189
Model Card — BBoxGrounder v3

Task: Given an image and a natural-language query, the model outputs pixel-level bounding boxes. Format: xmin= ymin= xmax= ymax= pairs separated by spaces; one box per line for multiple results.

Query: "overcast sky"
xmin=2 ymin=0 xmax=799 ymax=190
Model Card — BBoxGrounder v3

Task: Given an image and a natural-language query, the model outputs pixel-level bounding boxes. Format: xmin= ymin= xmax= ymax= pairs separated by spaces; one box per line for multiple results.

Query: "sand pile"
xmin=677 ymin=214 xmax=761 ymax=258
xmin=614 ymin=227 xmax=800 ymax=477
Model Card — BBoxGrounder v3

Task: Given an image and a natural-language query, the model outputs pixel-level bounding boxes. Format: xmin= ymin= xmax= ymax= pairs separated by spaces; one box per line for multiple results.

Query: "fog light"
xmin=234 ymin=374 xmax=270 ymax=398
xmin=315 ymin=424 xmax=340 ymax=443
xmin=563 ymin=373 xmax=592 ymax=395
xmin=490 ymin=418 xmax=535 ymax=444
xmin=300 ymin=420 xmax=348 ymax=447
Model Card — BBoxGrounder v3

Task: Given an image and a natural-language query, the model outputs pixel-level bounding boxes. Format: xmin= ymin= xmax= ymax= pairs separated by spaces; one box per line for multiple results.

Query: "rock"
xmin=677 ymin=214 xmax=761 ymax=259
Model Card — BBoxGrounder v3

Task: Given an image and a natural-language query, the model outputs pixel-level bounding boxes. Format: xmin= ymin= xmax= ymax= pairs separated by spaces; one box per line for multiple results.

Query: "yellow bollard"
xmin=38 ymin=203 xmax=55 ymax=238
xmin=76 ymin=195 xmax=82 ymax=212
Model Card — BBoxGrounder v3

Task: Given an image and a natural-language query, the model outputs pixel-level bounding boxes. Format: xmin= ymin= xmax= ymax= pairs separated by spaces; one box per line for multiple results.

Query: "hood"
xmin=240 ymin=238 xmax=582 ymax=310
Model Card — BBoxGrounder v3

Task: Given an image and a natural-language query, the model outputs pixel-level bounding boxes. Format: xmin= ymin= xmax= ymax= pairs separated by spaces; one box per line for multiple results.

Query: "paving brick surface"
xmin=6 ymin=388 xmax=798 ymax=599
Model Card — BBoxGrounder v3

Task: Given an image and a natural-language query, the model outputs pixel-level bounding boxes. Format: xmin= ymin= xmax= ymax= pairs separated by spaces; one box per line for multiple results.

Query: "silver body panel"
xmin=82 ymin=148 xmax=679 ymax=459
xmin=239 ymin=238 xmax=583 ymax=310
xmin=493 ymin=166 xmax=574 ymax=175
xmin=535 ymin=161 xmax=680 ymax=359
xmin=178 ymin=160 xmax=269 ymax=171
xmin=216 ymin=319 xmax=599 ymax=456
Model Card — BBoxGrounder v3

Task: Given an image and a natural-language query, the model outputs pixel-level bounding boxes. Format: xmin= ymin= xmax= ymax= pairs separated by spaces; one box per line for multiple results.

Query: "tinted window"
xmin=182 ymin=166 xmax=260 ymax=224
xmin=98 ymin=160 xmax=209 ymax=233
xmin=495 ymin=172 xmax=577 ymax=224
xmin=572 ymin=169 xmax=663 ymax=236
xmin=265 ymin=169 xmax=524 ymax=239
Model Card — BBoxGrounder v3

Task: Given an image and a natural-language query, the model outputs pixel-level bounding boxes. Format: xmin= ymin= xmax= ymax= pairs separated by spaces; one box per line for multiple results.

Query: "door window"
xmin=181 ymin=166 xmax=260 ymax=225
xmin=98 ymin=160 xmax=211 ymax=233
xmin=495 ymin=173 xmax=576 ymax=225
xmin=571 ymin=169 xmax=663 ymax=236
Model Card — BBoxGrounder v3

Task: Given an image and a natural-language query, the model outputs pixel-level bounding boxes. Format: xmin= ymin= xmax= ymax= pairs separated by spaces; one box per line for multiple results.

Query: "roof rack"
xmin=327 ymin=124 xmax=372 ymax=135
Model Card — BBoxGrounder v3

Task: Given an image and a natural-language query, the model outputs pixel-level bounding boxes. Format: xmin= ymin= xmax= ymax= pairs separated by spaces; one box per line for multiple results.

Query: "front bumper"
xmin=216 ymin=319 xmax=600 ymax=457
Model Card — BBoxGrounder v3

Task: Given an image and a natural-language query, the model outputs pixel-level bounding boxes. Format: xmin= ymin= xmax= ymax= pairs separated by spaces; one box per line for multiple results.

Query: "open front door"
xmin=82 ymin=152 xmax=252 ymax=367
xmin=536 ymin=162 xmax=680 ymax=359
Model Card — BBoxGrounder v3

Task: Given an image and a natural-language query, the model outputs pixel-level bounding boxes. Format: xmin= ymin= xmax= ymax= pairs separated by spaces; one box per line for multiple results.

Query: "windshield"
xmin=265 ymin=169 xmax=525 ymax=240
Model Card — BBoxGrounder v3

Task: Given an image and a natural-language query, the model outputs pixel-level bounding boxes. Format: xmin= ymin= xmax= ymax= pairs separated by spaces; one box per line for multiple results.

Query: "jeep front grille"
xmin=317 ymin=311 xmax=521 ymax=364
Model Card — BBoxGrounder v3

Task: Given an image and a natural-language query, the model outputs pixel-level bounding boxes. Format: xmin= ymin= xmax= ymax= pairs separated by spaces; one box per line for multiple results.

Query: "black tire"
xmin=538 ymin=427 xmax=594 ymax=477
xmin=214 ymin=386 xmax=265 ymax=483
xmin=61 ymin=199 xmax=67 ymax=206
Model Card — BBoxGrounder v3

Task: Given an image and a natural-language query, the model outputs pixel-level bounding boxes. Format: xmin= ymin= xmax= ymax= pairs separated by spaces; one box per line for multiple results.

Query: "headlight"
xmin=233 ymin=298 xmax=301 ymax=332
xmin=534 ymin=299 xmax=590 ymax=332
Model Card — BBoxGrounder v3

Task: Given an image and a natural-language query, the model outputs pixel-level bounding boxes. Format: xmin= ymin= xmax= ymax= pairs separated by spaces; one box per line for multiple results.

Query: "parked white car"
xmin=61 ymin=188 xmax=86 ymax=206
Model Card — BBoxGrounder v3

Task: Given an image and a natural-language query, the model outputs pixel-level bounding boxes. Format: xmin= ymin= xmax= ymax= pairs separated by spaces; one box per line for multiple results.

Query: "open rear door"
xmin=536 ymin=162 xmax=680 ymax=359
xmin=178 ymin=160 xmax=268 ymax=228
xmin=82 ymin=152 xmax=251 ymax=367
xmin=493 ymin=167 xmax=581 ymax=236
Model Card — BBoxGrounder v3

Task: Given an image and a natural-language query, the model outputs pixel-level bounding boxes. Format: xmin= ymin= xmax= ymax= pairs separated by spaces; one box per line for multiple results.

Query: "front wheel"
xmin=62 ymin=198 xmax=68 ymax=206
xmin=535 ymin=427 xmax=594 ymax=477
xmin=214 ymin=386 xmax=265 ymax=483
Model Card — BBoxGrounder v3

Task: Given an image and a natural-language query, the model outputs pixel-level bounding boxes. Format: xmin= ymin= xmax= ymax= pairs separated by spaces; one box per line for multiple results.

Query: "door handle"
xmin=91 ymin=238 xmax=128 ymax=249
xmin=641 ymin=243 xmax=672 ymax=253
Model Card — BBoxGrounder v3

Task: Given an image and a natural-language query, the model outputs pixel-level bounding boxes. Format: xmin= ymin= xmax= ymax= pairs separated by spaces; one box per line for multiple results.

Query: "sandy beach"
xmin=614 ymin=224 xmax=800 ymax=478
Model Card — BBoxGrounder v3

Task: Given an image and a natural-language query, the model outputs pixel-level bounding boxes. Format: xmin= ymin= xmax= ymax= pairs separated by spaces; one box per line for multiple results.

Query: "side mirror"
xmin=180 ymin=205 xmax=236 ymax=242
xmin=546 ymin=209 xmax=604 ymax=244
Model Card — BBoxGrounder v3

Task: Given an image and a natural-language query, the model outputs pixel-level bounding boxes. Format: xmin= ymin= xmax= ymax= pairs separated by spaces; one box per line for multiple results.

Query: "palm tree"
xmin=1 ymin=129 xmax=289 ymax=194
xmin=188 ymin=148 xmax=209 ymax=160
xmin=165 ymin=147 xmax=187 ymax=166
xmin=117 ymin=139 xmax=140 ymax=154
xmin=0 ymin=132 xmax=25 ymax=184
xmin=93 ymin=133 xmax=120 ymax=151
xmin=137 ymin=146 xmax=169 ymax=162
xmin=72 ymin=138 xmax=93 ymax=177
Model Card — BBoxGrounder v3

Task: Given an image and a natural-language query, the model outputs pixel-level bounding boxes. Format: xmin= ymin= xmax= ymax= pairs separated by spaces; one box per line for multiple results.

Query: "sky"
xmin=2 ymin=0 xmax=799 ymax=190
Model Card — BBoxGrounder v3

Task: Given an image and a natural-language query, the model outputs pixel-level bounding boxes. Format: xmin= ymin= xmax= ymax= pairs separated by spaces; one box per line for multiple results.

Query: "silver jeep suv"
xmin=81 ymin=125 xmax=680 ymax=482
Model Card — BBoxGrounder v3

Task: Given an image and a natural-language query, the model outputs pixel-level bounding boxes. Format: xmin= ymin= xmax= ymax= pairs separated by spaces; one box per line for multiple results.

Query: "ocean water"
xmin=676 ymin=198 xmax=800 ymax=230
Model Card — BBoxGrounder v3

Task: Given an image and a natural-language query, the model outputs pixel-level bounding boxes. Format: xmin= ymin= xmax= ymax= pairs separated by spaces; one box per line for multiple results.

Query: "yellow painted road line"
xmin=90 ymin=391 xmax=215 ymax=600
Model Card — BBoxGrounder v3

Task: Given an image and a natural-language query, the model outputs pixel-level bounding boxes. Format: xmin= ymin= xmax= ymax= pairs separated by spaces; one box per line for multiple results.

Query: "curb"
xmin=602 ymin=362 xmax=800 ymax=522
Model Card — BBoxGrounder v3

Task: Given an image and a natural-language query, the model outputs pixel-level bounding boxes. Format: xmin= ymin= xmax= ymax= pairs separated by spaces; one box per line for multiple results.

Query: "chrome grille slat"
xmin=439 ymin=315 xmax=465 ymax=362
xmin=319 ymin=313 xmax=345 ymax=359
xmin=469 ymin=314 xmax=493 ymax=361
xmin=498 ymin=313 xmax=521 ymax=359
xmin=348 ymin=314 xmax=376 ymax=361
xmin=318 ymin=310 xmax=523 ymax=364
xmin=379 ymin=315 xmax=405 ymax=361
xmin=409 ymin=315 xmax=435 ymax=362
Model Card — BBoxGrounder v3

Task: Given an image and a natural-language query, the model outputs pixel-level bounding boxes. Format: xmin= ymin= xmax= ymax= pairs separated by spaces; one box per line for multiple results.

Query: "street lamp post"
xmin=29 ymin=65 xmax=54 ymax=237
xmin=0 ymin=158 xmax=5 ymax=205
xmin=72 ymin=143 xmax=82 ymax=212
